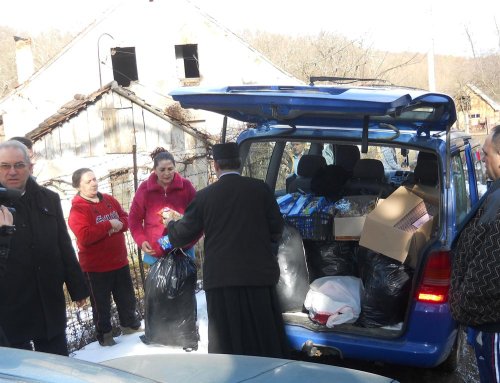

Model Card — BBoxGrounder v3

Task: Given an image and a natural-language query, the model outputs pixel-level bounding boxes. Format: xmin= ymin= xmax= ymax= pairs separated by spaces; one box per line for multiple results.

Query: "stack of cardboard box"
xmin=359 ymin=186 xmax=439 ymax=268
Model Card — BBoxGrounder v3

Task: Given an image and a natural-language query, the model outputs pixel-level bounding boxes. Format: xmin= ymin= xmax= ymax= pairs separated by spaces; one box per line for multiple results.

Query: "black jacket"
xmin=168 ymin=173 xmax=284 ymax=290
xmin=450 ymin=179 xmax=500 ymax=332
xmin=0 ymin=178 xmax=88 ymax=344
xmin=0 ymin=235 xmax=11 ymax=346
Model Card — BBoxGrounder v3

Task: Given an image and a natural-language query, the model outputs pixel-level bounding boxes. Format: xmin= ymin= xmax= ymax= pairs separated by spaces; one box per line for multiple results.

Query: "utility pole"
xmin=427 ymin=4 xmax=436 ymax=92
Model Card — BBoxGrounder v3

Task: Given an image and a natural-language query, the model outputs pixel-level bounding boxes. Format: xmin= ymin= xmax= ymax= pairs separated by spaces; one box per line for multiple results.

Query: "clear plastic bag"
xmin=304 ymin=276 xmax=363 ymax=327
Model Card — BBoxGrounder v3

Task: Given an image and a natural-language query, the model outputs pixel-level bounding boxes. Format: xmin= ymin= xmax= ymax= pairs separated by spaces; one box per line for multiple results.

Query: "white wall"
xmin=1 ymin=0 xmax=299 ymax=138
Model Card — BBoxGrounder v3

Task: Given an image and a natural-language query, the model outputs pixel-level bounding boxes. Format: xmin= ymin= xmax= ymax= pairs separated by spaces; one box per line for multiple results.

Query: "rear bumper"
xmin=286 ymin=302 xmax=458 ymax=368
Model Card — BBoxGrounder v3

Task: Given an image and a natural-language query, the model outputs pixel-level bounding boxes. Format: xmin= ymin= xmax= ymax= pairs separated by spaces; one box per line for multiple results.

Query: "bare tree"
xmin=0 ymin=27 xmax=74 ymax=97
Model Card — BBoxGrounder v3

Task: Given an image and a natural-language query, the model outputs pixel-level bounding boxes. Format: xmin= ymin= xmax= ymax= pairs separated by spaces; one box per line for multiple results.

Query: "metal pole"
xmin=132 ymin=144 xmax=146 ymax=289
xmin=97 ymin=33 xmax=114 ymax=88
xmin=221 ymin=115 xmax=227 ymax=143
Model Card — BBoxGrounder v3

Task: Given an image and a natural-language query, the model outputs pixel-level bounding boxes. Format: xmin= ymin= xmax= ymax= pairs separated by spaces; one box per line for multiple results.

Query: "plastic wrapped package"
xmin=142 ymin=248 xmax=198 ymax=348
xmin=276 ymin=225 xmax=310 ymax=312
xmin=356 ymin=248 xmax=413 ymax=328
xmin=304 ymin=276 xmax=363 ymax=327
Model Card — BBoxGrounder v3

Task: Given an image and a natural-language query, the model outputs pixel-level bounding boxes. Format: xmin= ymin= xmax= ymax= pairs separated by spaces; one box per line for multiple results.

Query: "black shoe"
xmin=98 ymin=331 xmax=116 ymax=347
xmin=139 ymin=335 xmax=152 ymax=345
xmin=183 ymin=343 xmax=198 ymax=352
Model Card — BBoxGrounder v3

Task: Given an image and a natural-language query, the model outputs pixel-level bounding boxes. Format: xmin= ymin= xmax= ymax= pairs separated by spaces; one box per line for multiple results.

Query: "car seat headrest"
xmin=352 ymin=159 xmax=385 ymax=182
xmin=311 ymin=165 xmax=349 ymax=199
xmin=335 ymin=145 xmax=361 ymax=173
xmin=414 ymin=152 xmax=439 ymax=186
xmin=297 ymin=155 xmax=327 ymax=177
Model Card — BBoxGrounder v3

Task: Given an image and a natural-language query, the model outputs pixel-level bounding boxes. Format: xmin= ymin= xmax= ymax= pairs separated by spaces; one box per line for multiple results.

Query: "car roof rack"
xmin=309 ymin=76 xmax=391 ymax=86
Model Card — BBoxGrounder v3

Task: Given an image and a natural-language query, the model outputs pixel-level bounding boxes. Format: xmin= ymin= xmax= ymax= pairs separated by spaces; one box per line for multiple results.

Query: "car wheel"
xmin=436 ymin=326 xmax=465 ymax=372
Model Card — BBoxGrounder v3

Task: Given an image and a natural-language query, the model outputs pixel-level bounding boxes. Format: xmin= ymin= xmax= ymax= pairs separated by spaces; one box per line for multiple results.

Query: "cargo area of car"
xmin=268 ymin=141 xmax=441 ymax=340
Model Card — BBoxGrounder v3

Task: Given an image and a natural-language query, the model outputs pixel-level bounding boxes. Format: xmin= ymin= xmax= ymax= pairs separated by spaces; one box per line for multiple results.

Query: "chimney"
xmin=14 ymin=36 xmax=34 ymax=84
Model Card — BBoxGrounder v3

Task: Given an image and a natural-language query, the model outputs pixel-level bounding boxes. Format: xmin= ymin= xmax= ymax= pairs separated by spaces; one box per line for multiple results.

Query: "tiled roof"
xmin=27 ymin=82 xmax=210 ymax=142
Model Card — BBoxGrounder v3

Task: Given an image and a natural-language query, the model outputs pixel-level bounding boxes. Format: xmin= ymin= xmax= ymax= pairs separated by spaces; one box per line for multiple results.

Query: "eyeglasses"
xmin=0 ymin=162 xmax=28 ymax=171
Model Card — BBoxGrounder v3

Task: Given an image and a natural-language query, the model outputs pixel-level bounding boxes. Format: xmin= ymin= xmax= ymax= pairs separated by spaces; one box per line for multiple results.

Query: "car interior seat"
xmin=413 ymin=152 xmax=439 ymax=186
xmin=311 ymin=165 xmax=350 ymax=200
xmin=345 ymin=158 xmax=395 ymax=198
xmin=288 ymin=154 xmax=327 ymax=194
xmin=334 ymin=145 xmax=361 ymax=177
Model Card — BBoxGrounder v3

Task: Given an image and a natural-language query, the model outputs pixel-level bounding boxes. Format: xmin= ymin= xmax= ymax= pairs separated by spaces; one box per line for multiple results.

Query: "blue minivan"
xmin=171 ymin=84 xmax=487 ymax=371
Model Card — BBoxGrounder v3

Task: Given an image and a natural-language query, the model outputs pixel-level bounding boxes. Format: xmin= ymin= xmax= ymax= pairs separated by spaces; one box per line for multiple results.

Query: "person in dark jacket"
xmin=165 ymin=142 xmax=289 ymax=358
xmin=0 ymin=204 xmax=15 ymax=347
xmin=68 ymin=168 xmax=142 ymax=347
xmin=0 ymin=140 xmax=88 ymax=356
xmin=450 ymin=125 xmax=500 ymax=383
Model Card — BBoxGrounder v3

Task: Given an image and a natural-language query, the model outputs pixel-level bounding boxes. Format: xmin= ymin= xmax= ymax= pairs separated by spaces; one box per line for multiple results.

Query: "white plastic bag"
xmin=304 ymin=276 xmax=363 ymax=327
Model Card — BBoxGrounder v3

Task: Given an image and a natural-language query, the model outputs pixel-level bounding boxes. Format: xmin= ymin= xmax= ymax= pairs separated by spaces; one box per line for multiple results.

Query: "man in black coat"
xmin=166 ymin=142 xmax=289 ymax=358
xmin=0 ymin=140 xmax=88 ymax=356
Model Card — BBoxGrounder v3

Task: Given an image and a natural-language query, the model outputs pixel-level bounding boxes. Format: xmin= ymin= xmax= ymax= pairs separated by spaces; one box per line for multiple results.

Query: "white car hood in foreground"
xmin=103 ymin=353 xmax=399 ymax=383
xmin=0 ymin=346 xmax=398 ymax=382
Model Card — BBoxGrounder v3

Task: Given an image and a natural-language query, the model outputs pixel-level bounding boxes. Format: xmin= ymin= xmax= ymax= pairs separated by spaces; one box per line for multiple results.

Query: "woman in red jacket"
xmin=129 ymin=148 xmax=198 ymax=349
xmin=68 ymin=168 xmax=141 ymax=347
xmin=129 ymin=148 xmax=196 ymax=263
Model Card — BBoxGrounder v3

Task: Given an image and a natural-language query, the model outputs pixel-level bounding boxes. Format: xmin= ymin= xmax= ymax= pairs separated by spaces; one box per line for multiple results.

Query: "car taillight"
xmin=416 ymin=250 xmax=451 ymax=303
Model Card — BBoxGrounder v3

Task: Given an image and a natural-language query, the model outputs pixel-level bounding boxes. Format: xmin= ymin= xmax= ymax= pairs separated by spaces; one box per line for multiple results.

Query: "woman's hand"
xmin=0 ymin=205 xmax=13 ymax=226
xmin=108 ymin=219 xmax=123 ymax=235
xmin=141 ymin=241 xmax=155 ymax=255
xmin=161 ymin=209 xmax=182 ymax=227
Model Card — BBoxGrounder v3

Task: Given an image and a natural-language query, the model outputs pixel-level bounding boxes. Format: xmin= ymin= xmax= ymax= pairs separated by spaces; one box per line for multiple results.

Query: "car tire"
xmin=436 ymin=326 xmax=465 ymax=372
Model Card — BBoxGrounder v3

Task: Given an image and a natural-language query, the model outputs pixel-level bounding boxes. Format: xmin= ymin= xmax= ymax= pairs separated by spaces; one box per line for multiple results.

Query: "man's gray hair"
xmin=0 ymin=140 xmax=31 ymax=164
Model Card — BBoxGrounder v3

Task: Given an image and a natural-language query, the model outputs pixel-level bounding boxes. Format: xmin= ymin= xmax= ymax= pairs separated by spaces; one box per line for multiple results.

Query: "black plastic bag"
xmin=318 ymin=241 xmax=358 ymax=277
xmin=143 ymin=249 xmax=198 ymax=347
xmin=276 ymin=225 xmax=310 ymax=312
xmin=148 ymin=248 xmax=197 ymax=299
xmin=356 ymin=248 xmax=413 ymax=328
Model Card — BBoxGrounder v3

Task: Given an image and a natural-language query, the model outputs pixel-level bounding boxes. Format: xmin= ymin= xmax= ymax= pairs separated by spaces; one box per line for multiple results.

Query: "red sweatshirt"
xmin=129 ymin=172 xmax=196 ymax=258
xmin=68 ymin=193 xmax=129 ymax=272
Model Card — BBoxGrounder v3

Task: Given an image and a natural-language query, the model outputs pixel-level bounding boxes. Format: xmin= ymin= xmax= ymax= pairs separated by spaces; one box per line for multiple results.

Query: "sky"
xmin=0 ymin=0 xmax=498 ymax=57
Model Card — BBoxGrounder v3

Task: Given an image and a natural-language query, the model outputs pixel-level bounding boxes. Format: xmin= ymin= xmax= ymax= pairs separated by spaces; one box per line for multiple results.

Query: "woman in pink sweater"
xmin=129 ymin=148 xmax=197 ymax=263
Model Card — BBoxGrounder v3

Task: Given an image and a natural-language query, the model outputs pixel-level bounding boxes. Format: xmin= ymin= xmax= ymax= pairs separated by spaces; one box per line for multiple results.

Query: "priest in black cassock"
xmin=165 ymin=142 xmax=289 ymax=358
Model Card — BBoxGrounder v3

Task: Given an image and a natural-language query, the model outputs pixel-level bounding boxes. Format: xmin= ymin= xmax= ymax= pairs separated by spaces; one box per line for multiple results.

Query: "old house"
xmin=0 ymin=0 xmax=299 ymax=141
xmin=455 ymin=83 xmax=500 ymax=133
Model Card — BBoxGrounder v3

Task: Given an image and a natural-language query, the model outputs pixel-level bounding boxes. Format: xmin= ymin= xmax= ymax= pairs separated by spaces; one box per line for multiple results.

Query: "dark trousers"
xmin=11 ymin=332 xmax=68 ymax=356
xmin=472 ymin=330 xmax=500 ymax=383
xmin=85 ymin=265 xmax=140 ymax=339
xmin=205 ymin=286 xmax=290 ymax=358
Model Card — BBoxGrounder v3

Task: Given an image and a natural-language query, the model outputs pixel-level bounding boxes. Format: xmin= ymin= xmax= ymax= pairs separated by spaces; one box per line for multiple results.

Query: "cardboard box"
xmin=408 ymin=184 xmax=440 ymax=206
xmin=359 ymin=186 xmax=437 ymax=266
xmin=334 ymin=216 xmax=367 ymax=241
xmin=334 ymin=196 xmax=379 ymax=241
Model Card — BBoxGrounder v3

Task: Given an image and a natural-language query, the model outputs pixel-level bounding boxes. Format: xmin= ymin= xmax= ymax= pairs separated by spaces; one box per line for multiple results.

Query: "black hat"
xmin=212 ymin=143 xmax=239 ymax=160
